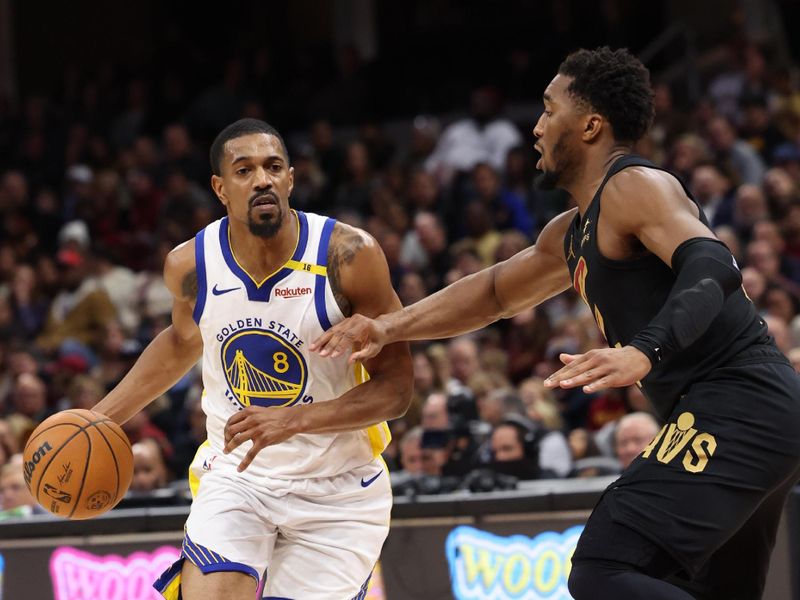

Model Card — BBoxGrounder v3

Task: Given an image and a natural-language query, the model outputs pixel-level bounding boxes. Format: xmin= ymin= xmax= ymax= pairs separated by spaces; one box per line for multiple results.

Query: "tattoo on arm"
xmin=181 ymin=270 xmax=198 ymax=300
xmin=327 ymin=224 xmax=366 ymax=317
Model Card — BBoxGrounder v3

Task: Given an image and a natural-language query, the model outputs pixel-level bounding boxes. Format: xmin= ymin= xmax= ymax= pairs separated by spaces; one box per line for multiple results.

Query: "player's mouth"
xmin=251 ymin=193 xmax=278 ymax=208
xmin=535 ymin=145 xmax=544 ymax=170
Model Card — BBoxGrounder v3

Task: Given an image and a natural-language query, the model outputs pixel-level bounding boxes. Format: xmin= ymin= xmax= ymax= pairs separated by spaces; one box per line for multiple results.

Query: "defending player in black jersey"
xmin=310 ymin=47 xmax=800 ymax=599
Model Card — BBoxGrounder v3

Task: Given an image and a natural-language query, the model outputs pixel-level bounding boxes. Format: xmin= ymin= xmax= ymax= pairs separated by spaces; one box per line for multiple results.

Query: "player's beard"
xmin=535 ymin=130 xmax=576 ymax=191
xmin=248 ymin=201 xmax=284 ymax=238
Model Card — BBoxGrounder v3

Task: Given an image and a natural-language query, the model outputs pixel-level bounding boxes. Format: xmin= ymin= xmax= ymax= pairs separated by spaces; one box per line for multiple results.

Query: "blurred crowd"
xmin=2 ymin=36 xmax=800 ymax=514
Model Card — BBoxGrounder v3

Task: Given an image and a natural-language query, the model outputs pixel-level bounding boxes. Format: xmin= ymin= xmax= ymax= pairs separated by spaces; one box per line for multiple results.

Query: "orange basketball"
xmin=22 ymin=409 xmax=133 ymax=519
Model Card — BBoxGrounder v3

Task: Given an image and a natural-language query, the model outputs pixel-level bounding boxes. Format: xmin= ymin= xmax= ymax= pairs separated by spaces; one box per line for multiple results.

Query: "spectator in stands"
xmin=764 ymin=314 xmax=792 ymax=353
xmin=690 ymin=164 xmax=734 ymax=227
xmin=615 ymin=412 xmax=661 ymax=470
xmin=170 ymin=389 xmax=207 ymax=478
xmin=400 ymin=212 xmax=450 ymax=291
xmin=59 ymin=374 xmax=103 ymax=412
xmin=335 ymin=141 xmax=376 ymax=214
xmin=447 ymin=337 xmax=481 ymax=395
xmin=122 ymin=408 xmax=173 ymax=464
xmin=0 ymin=419 xmax=18 ymax=469
xmin=420 ymin=393 xmax=449 ymax=430
xmin=425 ymin=87 xmax=522 ymax=184
xmin=92 ymin=246 xmax=141 ymax=335
xmin=741 ymin=266 xmax=767 ymax=309
xmin=0 ymin=455 xmax=41 ymax=516
xmin=36 ymin=248 xmax=117 ymax=358
xmin=9 ymin=372 xmax=50 ymax=422
xmin=489 ymin=415 xmax=540 ymax=480
xmin=747 ymin=239 xmax=800 ymax=298
xmin=7 ymin=263 xmax=49 ymax=339
xmin=569 ymin=428 xmax=600 ymax=462
xmin=131 ymin=438 xmax=169 ymax=493
xmin=398 ymin=426 xmax=424 ymax=476
xmin=706 ymin=114 xmax=766 ymax=185
xmin=468 ymin=162 xmax=533 ymax=236
xmin=477 ymin=388 xmax=524 ymax=427
xmin=458 ymin=201 xmax=502 ymax=267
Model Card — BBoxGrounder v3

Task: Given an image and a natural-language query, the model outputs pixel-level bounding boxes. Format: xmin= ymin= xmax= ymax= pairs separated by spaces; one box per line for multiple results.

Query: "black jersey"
xmin=563 ymin=154 xmax=770 ymax=418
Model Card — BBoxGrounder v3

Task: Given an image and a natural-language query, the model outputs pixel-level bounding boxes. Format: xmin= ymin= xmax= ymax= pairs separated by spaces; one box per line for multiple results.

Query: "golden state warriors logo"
xmin=220 ymin=327 xmax=308 ymax=408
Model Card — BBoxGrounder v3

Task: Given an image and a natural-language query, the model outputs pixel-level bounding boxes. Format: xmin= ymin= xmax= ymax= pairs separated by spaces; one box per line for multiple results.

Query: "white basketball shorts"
xmin=154 ymin=443 xmax=391 ymax=600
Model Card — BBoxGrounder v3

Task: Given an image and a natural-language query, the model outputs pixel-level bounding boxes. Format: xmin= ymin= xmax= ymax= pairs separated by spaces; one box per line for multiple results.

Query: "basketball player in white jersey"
xmin=93 ymin=118 xmax=413 ymax=600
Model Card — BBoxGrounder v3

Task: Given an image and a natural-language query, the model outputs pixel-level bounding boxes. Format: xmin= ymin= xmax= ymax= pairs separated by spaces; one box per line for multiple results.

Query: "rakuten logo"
xmin=275 ymin=286 xmax=312 ymax=298
xmin=50 ymin=546 xmax=180 ymax=600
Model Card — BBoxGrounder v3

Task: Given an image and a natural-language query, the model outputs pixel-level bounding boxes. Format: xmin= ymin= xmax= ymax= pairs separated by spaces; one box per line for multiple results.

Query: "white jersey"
xmin=192 ymin=210 xmax=390 ymax=479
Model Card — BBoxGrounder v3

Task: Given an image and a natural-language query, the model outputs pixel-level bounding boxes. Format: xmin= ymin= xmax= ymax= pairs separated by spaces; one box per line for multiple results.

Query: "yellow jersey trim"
xmin=188 ymin=440 xmax=210 ymax=499
xmin=285 ymin=259 xmax=327 ymax=276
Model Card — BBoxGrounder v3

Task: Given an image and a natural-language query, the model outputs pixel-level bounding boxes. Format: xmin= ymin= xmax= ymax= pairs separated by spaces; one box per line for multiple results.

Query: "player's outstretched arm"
xmin=224 ymin=223 xmax=415 ymax=470
xmin=309 ymin=210 xmax=576 ymax=363
xmin=93 ymin=241 xmax=203 ymax=424
xmin=546 ymin=167 xmax=742 ymax=392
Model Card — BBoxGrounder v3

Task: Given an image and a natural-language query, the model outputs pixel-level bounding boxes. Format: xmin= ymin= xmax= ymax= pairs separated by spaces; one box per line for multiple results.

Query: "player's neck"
xmin=228 ymin=210 xmax=299 ymax=281
xmin=567 ymin=145 xmax=632 ymax=215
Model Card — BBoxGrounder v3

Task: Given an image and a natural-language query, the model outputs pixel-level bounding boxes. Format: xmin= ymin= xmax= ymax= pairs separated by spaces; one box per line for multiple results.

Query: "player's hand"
xmin=543 ymin=346 xmax=651 ymax=393
xmin=309 ymin=314 xmax=389 ymax=364
xmin=223 ymin=407 xmax=302 ymax=472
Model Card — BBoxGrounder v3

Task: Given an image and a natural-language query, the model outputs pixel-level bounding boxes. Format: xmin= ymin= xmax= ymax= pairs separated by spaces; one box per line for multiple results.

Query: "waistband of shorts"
xmin=722 ymin=343 xmax=789 ymax=368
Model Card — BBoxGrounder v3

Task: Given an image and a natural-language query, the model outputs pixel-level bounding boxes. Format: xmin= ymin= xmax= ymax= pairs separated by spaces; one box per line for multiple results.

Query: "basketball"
xmin=22 ymin=409 xmax=133 ymax=520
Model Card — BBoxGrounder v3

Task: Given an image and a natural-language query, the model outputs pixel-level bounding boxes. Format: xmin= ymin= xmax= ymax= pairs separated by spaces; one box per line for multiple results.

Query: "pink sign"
xmin=49 ymin=546 xmax=181 ymax=600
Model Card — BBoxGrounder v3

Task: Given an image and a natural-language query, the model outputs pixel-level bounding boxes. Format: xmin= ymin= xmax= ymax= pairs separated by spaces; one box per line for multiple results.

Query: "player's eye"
xmin=237 ymin=167 xmax=250 ymax=175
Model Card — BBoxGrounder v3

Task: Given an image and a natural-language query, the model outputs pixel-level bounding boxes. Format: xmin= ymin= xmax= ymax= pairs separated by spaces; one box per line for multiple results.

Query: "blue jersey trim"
xmin=218 ymin=211 xmax=310 ymax=302
xmin=192 ymin=228 xmax=208 ymax=324
xmin=152 ymin=558 xmax=183 ymax=594
xmin=314 ymin=218 xmax=337 ymax=330
xmin=351 ymin=569 xmax=373 ymax=600
xmin=181 ymin=534 xmax=260 ymax=581
xmin=197 ymin=561 xmax=259 ymax=581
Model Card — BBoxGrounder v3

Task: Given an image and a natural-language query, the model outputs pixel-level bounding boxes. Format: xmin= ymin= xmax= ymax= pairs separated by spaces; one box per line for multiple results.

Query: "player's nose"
xmin=253 ymin=166 xmax=271 ymax=190
xmin=533 ymin=116 xmax=544 ymax=139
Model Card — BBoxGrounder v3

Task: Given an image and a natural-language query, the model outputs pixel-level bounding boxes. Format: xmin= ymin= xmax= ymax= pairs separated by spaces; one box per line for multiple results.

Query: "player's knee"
xmin=569 ymin=559 xmax=631 ymax=600
xmin=568 ymin=560 xmax=601 ymax=600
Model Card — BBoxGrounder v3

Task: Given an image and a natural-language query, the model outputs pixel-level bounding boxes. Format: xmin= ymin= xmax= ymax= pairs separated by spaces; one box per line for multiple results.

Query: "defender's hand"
xmin=544 ymin=346 xmax=651 ymax=393
xmin=223 ymin=407 xmax=302 ymax=472
xmin=309 ymin=314 xmax=388 ymax=363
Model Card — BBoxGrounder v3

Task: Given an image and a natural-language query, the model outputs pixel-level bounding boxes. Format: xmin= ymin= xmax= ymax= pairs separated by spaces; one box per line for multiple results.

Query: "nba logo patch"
xmin=220 ymin=328 xmax=308 ymax=408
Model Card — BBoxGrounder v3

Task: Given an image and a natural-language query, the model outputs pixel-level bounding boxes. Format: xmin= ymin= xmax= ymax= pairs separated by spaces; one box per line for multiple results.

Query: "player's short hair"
xmin=558 ymin=47 xmax=654 ymax=144
xmin=210 ymin=118 xmax=290 ymax=176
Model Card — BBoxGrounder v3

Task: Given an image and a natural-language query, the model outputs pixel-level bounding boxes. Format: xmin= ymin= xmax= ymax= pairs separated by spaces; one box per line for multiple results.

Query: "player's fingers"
xmin=309 ymin=329 xmax=335 ymax=352
xmin=224 ymin=413 xmax=247 ymax=439
xmin=559 ymin=353 xmax=579 ymax=365
xmin=348 ymin=344 xmax=379 ymax=365
xmin=224 ymin=424 xmax=255 ymax=453
xmin=545 ymin=353 xmax=592 ymax=386
xmin=560 ymin=363 xmax=610 ymax=386
xmin=584 ymin=375 xmax=613 ymax=393
xmin=237 ymin=444 xmax=261 ymax=472
xmin=318 ymin=330 xmax=350 ymax=357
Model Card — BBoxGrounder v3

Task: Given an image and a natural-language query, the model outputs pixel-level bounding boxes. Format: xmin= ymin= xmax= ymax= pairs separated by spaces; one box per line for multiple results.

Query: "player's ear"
xmin=582 ymin=114 xmax=604 ymax=142
xmin=211 ymin=174 xmax=228 ymax=207
xmin=287 ymin=166 xmax=295 ymax=198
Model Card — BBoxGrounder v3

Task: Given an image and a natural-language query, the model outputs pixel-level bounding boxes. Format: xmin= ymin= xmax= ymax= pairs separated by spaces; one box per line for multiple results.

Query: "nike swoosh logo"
xmin=360 ymin=472 xmax=382 ymax=488
xmin=212 ymin=284 xmax=241 ymax=296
